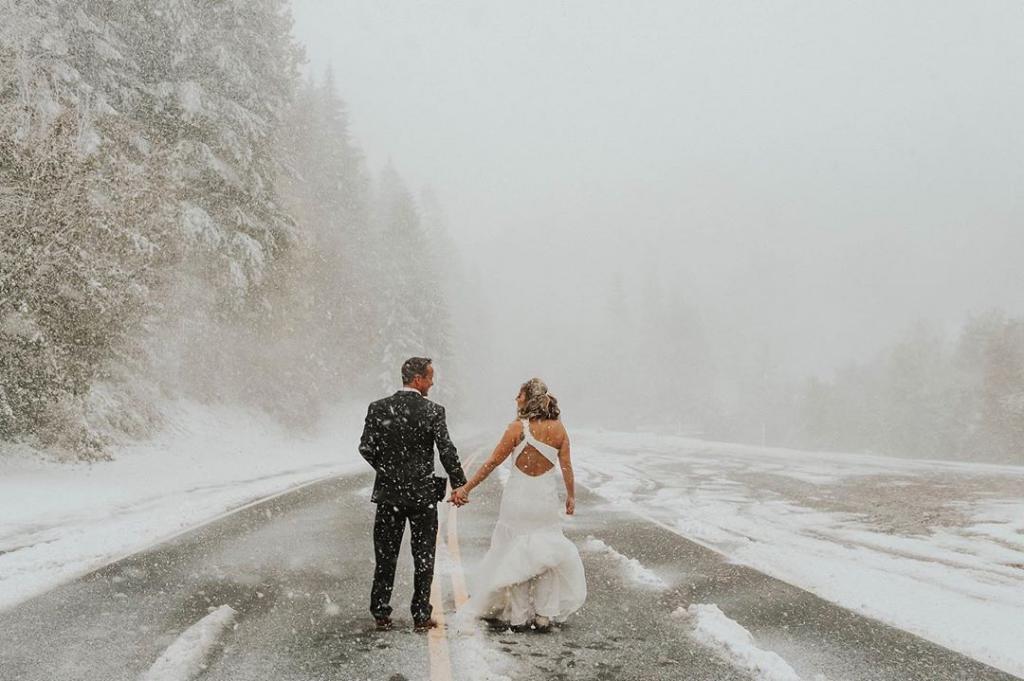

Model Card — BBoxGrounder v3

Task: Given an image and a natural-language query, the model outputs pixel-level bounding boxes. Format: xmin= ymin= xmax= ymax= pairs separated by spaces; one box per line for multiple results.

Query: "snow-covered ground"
xmin=0 ymin=400 xmax=365 ymax=613
xmin=572 ymin=430 xmax=1024 ymax=679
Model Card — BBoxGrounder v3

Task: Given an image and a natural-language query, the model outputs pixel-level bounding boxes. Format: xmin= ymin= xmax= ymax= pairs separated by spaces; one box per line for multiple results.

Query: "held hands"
xmin=565 ymin=495 xmax=575 ymax=516
xmin=448 ymin=486 xmax=470 ymax=507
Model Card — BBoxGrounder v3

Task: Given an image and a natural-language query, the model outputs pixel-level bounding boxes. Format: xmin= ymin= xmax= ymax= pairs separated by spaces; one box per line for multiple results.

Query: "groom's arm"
xmin=433 ymin=406 xmax=467 ymax=488
xmin=358 ymin=404 xmax=383 ymax=470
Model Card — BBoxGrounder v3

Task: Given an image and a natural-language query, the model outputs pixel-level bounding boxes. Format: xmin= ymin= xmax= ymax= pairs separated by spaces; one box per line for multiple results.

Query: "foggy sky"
xmin=291 ymin=0 xmax=1024 ymax=391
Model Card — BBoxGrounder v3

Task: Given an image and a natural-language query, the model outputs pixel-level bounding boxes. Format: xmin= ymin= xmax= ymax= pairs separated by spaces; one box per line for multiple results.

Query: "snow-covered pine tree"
xmin=372 ymin=165 xmax=453 ymax=394
xmin=0 ymin=2 xmax=177 ymax=452
xmin=0 ymin=0 xmax=304 ymax=453
xmin=2 ymin=0 xmax=465 ymax=450
xmin=972 ymin=315 xmax=1024 ymax=461
xmin=303 ymin=69 xmax=377 ymax=390
xmin=416 ymin=187 xmax=458 ymax=405
xmin=112 ymin=0 xmax=301 ymax=301
xmin=260 ymin=69 xmax=379 ymax=417
xmin=97 ymin=0 xmax=303 ymax=404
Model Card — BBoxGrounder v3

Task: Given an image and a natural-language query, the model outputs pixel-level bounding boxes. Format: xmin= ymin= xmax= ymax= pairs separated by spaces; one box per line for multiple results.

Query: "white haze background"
xmin=292 ymin=0 xmax=1024 ymax=424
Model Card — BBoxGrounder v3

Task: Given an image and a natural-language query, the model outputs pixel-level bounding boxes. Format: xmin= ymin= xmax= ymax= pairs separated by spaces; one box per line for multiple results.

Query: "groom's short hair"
xmin=402 ymin=357 xmax=432 ymax=384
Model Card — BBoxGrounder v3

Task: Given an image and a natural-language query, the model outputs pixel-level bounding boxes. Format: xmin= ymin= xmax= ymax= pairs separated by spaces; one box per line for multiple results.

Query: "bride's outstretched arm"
xmin=558 ymin=430 xmax=575 ymax=515
xmin=456 ymin=422 xmax=520 ymax=501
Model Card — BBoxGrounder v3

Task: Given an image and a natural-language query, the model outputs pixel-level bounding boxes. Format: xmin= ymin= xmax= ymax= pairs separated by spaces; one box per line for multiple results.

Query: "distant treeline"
xmin=794 ymin=313 xmax=1024 ymax=463
xmin=0 ymin=2 xmax=457 ymax=457
xmin=715 ymin=313 xmax=1024 ymax=464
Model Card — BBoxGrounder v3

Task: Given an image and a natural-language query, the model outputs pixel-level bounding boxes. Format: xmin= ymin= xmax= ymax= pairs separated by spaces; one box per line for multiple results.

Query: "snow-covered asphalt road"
xmin=0 ymin=452 xmax=1017 ymax=681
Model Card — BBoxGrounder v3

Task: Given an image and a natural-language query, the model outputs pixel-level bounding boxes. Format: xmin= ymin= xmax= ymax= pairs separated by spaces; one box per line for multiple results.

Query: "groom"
xmin=358 ymin=357 xmax=468 ymax=631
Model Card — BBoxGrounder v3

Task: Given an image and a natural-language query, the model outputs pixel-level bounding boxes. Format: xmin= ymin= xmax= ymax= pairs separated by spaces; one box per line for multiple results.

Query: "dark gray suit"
xmin=358 ymin=390 xmax=467 ymax=621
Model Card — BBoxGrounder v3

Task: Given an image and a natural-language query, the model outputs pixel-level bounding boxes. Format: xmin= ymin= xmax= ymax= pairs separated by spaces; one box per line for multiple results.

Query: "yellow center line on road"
xmin=447 ymin=448 xmax=484 ymax=609
xmin=426 ymin=449 xmax=485 ymax=681
xmin=446 ymin=508 xmax=470 ymax=608
xmin=427 ymin=560 xmax=453 ymax=681
xmin=446 ymin=488 xmax=472 ymax=609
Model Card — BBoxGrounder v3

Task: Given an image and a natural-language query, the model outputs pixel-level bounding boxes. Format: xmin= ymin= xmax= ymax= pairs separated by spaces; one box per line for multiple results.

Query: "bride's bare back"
xmin=458 ymin=384 xmax=576 ymax=517
xmin=514 ymin=419 xmax=566 ymax=477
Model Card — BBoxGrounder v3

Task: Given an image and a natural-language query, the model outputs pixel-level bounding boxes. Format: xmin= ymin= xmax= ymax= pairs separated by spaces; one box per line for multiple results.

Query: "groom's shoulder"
xmin=367 ymin=394 xmax=397 ymax=412
xmin=368 ymin=392 xmax=432 ymax=409
xmin=422 ymin=397 xmax=446 ymax=415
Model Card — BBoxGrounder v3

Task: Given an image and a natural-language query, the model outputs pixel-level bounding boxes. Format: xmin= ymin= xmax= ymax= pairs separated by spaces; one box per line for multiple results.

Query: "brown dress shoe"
xmin=375 ymin=617 xmax=393 ymax=631
xmin=413 ymin=618 xmax=439 ymax=631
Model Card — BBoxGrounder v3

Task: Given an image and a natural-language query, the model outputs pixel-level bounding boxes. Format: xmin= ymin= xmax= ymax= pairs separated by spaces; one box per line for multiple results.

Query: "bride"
xmin=451 ymin=378 xmax=586 ymax=632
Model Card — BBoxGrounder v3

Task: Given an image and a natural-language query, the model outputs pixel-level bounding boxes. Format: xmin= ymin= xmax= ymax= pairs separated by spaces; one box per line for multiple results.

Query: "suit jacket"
xmin=358 ymin=390 xmax=467 ymax=507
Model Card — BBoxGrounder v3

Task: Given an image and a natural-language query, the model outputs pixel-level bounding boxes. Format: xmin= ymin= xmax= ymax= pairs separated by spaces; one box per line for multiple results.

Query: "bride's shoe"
xmin=508 ymin=617 xmax=553 ymax=634
xmin=482 ymin=617 xmax=510 ymax=632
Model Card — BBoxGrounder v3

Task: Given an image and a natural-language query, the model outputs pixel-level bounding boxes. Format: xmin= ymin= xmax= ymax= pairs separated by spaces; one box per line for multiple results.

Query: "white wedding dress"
xmin=462 ymin=419 xmax=586 ymax=626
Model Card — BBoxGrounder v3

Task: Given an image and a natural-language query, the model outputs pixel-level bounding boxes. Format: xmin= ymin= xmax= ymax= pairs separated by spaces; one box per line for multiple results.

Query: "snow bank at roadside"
xmin=141 ymin=604 xmax=238 ymax=681
xmin=581 ymin=535 xmax=667 ymax=588
xmin=0 ymin=400 xmax=366 ymax=612
xmin=673 ymin=604 xmax=805 ymax=681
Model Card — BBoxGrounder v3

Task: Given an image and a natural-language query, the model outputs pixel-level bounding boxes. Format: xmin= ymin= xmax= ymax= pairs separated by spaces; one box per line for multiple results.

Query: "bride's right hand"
xmin=565 ymin=496 xmax=575 ymax=516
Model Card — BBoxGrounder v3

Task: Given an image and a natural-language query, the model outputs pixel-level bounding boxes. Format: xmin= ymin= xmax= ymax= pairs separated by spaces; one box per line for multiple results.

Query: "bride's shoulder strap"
xmin=507 ymin=418 xmax=525 ymax=442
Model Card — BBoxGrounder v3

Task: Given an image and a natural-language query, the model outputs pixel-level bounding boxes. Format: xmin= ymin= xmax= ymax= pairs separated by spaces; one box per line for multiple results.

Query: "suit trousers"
xmin=370 ymin=502 xmax=438 ymax=622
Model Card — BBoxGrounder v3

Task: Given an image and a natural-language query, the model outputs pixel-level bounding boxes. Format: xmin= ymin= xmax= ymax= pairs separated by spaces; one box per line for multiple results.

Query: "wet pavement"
xmin=0 ymin=447 xmax=1018 ymax=681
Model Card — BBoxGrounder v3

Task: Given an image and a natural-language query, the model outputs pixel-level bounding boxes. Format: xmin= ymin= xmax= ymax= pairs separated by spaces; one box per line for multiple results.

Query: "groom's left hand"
xmin=449 ymin=486 xmax=470 ymax=506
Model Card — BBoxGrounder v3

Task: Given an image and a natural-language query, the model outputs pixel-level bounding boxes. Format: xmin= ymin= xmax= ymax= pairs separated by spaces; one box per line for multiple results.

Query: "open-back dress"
xmin=461 ymin=419 xmax=586 ymax=626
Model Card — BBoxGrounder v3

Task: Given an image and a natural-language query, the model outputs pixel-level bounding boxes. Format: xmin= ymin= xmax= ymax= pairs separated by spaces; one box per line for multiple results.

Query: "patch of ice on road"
xmin=581 ymin=535 xmax=667 ymax=588
xmin=141 ymin=604 xmax=237 ymax=681
xmin=674 ymin=604 xmax=803 ymax=681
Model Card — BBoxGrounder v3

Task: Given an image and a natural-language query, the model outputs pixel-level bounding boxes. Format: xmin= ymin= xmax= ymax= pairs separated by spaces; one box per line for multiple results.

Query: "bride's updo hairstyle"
xmin=517 ymin=378 xmax=560 ymax=421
